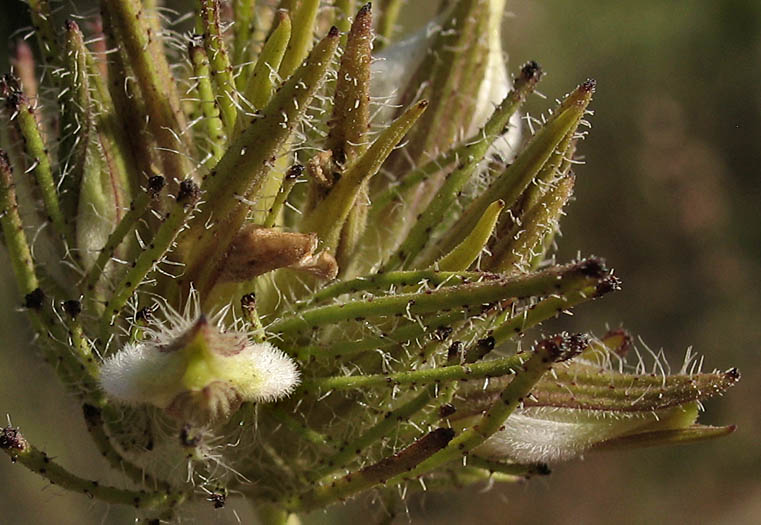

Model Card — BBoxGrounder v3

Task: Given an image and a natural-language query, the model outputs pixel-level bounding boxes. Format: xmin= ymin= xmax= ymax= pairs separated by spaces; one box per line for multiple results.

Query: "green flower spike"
xmin=0 ymin=1 xmax=738 ymax=523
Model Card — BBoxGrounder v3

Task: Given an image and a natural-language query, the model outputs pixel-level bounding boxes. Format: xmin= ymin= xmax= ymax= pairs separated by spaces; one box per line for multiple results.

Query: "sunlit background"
xmin=1 ymin=1 xmax=759 ymax=523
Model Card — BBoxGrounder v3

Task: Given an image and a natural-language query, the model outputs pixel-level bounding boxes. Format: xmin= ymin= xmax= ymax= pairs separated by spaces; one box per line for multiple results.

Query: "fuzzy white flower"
xmin=99 ymin=301 xmax=299 ymax=423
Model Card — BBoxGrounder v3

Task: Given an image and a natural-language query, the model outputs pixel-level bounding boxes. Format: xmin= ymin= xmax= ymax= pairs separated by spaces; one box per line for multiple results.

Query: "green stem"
xmin=271 ymin=260 xmax=604 ymax=335
xmin=376 ymin=0 xmax=403 ymax=51
xmin=278 ymin=0 xmax=320 ymax=78
xmin=262 ymin=164 xmax=300 ymax=228
xmin=283 ymin=428 xmax=455 ymax=512
xmin=233 ymin=0 xmax=257 ymax=85
xmin=293 ymin=310 xmax=469 ymax=360
xmin=100 ymin=180 xmax=200 ymax=332
xmin=300 ymin=270 xmax=486 ymax=307
xmin=189 ymin=43 xmax=226 ymax=164
xmin=310 ymin=385 xmax=436 ymax=481
xmin=1 ymin=78 xmax=72 ymax=245
xmin=81 ymin=404 xmax=173 ymax=492
xmin=0 ymin=151 xmax=38 ymax=295
xmin=1 ymin=426 xmax=185 ymax=509
xmin=490 ymin=276 xmax=618 ymax=345
xmin=301 ymin=353 xmax=529 ymax=392
xmin=25 ymin=0 xmax=60 ymax=65
xmin=267 ymin=407 xmax=337 ymax=450
xmin=82 ymin=176 xmax=165 ymax=296
xmin=199 ymin=0 xmax=238 ymax=136
xmin=240 ymin=12 xmax=291 ymax=119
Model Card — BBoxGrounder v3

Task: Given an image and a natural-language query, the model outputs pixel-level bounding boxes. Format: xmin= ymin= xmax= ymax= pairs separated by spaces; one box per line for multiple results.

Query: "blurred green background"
xmin=1 ymin=1 xmax=759 ymax=523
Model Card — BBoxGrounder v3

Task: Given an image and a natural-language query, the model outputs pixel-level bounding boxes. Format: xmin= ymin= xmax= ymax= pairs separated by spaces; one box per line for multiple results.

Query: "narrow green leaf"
xmin=233 ymin=0 xmax=257 ymax=86
xmin=279 ymin=0 xmax=321 ymax=78
xmin=240 ymin=12 xmax=292 ymax=119
xmin=593 ymin=424 xmax=737 ymax=451
xmin=434 ymin=199 xmax=504 ymax=271
xmin=437 ymin=81 xmax=595 ymax=258
xmin=102 ymin=0 xmax=192 ymax=186
xmin=487 ymin=174 xmax=575 ymax=273
xmin=376 ymin=0 xmax=404 ymax=51
xmin=25 ymin=0 xmax=60 ymax=66
xmin=333 ymin=0 xmax=358 ymax=34
xmin=302 ymin=100 xmax=428 ymax=252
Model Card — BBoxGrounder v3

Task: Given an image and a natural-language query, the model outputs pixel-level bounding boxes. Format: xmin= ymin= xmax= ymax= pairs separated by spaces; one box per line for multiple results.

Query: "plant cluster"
xmin=0 ymin=1 xmax=738 ymax=523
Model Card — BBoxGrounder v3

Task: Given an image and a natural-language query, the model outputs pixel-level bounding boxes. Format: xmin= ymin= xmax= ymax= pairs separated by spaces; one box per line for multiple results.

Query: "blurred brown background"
xmin=1 ymin=1 xmax=759 ymax=523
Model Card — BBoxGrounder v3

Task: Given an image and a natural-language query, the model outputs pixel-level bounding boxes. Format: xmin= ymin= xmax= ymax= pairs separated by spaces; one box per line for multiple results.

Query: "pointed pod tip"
xmin=64 ymin=19 xmax=80 ymax=33
xmin=561 ymin=79 xmax=596 ymax=110
xmin=147 ymin=175 xmax=166 ymax=196
xmin=286 ymin=164 xmax=305 ymax=180
xmin=725 ymin=367 xmax=741 ymax=382
xmin=328 ymin=26 xmax=340 ymax=38
xmin=359 ymin=2 xmax=373 ymax=16
xmin=240 ymin=292 xmax=257 ymax=310
xmin=62 ymin=299 xmax=82 ymax=319
xmin=417 ymin=99 xmax=430 ymax=109
xmin=577 ymin=256 xmax=608 ymax=279
xmin=520 ymin=60 xmax=543 ymax=83
xmin=177 ymin=179 xmax=201 ymax=207
xmin=0 ymin=426 xmax=27 ymax=452
xmin=12 ymin=39 xmax=33 ymax=58
xmin=431 ymin=427 xmax=456 ymax=446
xmin=596 ymin=275 xmax=622 ymax=296
xmin=0 ymin=74 xmax=23 ymax=105
xmin=541 ymin=332 xmax=589 ymax=362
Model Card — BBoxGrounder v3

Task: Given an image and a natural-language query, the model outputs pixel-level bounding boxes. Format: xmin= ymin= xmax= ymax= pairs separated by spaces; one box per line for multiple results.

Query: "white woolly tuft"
xmin=475 ymin=406 xmax=688 ymax=464
xmin=99 ymin=342 xmax=180 ymax=408
xmin=228 ymin=341 xmax=301 ymax=403
xmin=99 ymin=288 xmax=300 ymax=417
